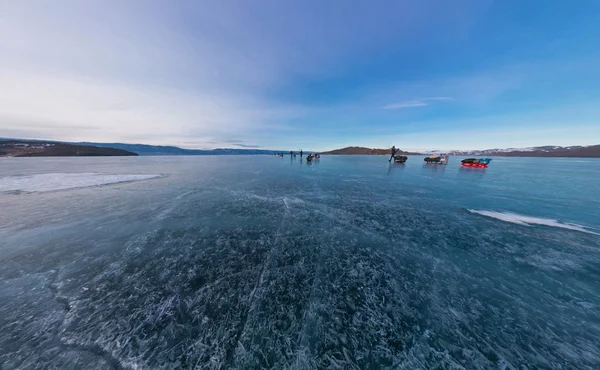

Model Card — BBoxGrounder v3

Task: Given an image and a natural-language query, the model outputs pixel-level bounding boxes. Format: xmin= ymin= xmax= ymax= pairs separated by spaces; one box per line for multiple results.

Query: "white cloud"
xmin=0 ymin=0 xmax=488 ymax=148
xmin=1 ymin=1 xmax=595 ymax=151
xmin=382 ymin=97 xmax=453 ymax=109
xmin=0 ymin=1 xmax=312 ymax=148
xmin=0 ymin=68 xmax=309 ymax=148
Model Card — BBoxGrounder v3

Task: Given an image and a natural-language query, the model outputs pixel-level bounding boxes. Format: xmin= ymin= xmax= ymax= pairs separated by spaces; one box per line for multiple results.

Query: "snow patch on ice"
xmin=468 ymin=210 xmax=599 ymax=235
xmin=0 ymin=173 xmax=161 ymax=193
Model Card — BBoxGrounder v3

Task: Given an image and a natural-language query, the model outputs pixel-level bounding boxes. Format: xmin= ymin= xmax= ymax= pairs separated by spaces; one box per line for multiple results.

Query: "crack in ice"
xmin=45 ymin=269 xmax=125 ymax=370
xmin=227 ymin=197 xmax=291 ymax=367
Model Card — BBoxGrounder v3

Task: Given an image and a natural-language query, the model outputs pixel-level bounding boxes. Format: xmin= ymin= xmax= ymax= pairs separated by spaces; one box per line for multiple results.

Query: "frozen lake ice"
xmin=1 ymin=155 xmax=599 ymax=369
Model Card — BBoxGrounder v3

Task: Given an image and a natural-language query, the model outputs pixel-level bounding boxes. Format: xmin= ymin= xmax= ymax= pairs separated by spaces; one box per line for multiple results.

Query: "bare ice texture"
xmin=0 ymin=173 xmax=161 ymax=193
xmin=1 ymin=156 xmax=600 ymax=369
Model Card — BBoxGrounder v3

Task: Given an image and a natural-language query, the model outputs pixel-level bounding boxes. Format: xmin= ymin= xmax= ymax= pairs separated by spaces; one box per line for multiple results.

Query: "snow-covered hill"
xmin=427 ymin=145 xmax=599 ymax=157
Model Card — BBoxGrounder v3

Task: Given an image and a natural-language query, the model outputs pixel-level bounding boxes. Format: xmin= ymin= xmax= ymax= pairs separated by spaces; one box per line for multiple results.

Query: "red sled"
xmin=461 ymin=162 xmax=488 ymax=168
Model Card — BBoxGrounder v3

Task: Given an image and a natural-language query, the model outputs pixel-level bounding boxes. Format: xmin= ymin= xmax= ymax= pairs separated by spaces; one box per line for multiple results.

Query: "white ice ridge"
xmin=468 ymin=209 xmax=599 ymax=235
xmin=0 ymin=173 xmax=161 ymax=193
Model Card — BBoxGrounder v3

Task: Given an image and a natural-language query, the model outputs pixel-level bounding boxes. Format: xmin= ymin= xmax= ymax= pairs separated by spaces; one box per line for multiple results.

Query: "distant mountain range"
xmin=437 ymin=145 xmax=600 ymax=157
xmin=322 ymin=145 xmax=600 ymax=158
xmin=0 ymin=138 xmax=286 ymax=156
xmin=0 ymin=140 xmax=138 ymax=157
xmin=74 ymin=142 xmax=285 ymax=156
xmin=2 ymin=138 xmax=599 ymax=158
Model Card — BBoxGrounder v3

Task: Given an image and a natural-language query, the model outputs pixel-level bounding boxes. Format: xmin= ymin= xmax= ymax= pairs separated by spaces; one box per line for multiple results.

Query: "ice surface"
xmin=1 ymin=156 xmax=600 ymax=369
xmin=0 ymin=173 xmax=161 ymax=193
xmin=468 ymin=209 xmax=600 ymax=235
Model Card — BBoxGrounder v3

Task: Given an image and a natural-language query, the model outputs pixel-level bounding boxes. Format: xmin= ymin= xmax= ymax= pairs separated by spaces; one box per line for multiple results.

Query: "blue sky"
xmin=1 ymin=0 xmax=599 ymax=151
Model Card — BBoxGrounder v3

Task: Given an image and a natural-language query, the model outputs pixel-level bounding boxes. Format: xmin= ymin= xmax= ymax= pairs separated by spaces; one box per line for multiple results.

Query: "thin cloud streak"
xmin=382 ymin=97 xmax=453 ymax=109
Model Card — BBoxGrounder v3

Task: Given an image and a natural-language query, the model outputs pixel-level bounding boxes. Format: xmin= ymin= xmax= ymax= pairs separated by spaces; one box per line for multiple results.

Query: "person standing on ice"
xmin=389 ymin=146 xmax=398 ymax=162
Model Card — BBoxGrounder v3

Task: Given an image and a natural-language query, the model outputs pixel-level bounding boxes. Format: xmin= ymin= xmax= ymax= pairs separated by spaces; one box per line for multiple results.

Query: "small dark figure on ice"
xmin=389 ymin=146 xmax=398 ymax=162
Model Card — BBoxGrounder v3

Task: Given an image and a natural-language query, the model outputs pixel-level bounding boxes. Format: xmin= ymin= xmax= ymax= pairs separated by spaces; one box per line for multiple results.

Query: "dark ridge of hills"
xmin=3 ymin=138 xmax=598 ymax=157
xmin=0 ymin=140 xmax=138 ymax=157
xmin=0 ymin=138 xmax=288 ymax=156
xmin=77 ymin=142 xmax=195 ymax=155
xmin=74 ymin=142 xmax=285 ymax=155
xmin=321 ymin=146 xmax=410 ymax=155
